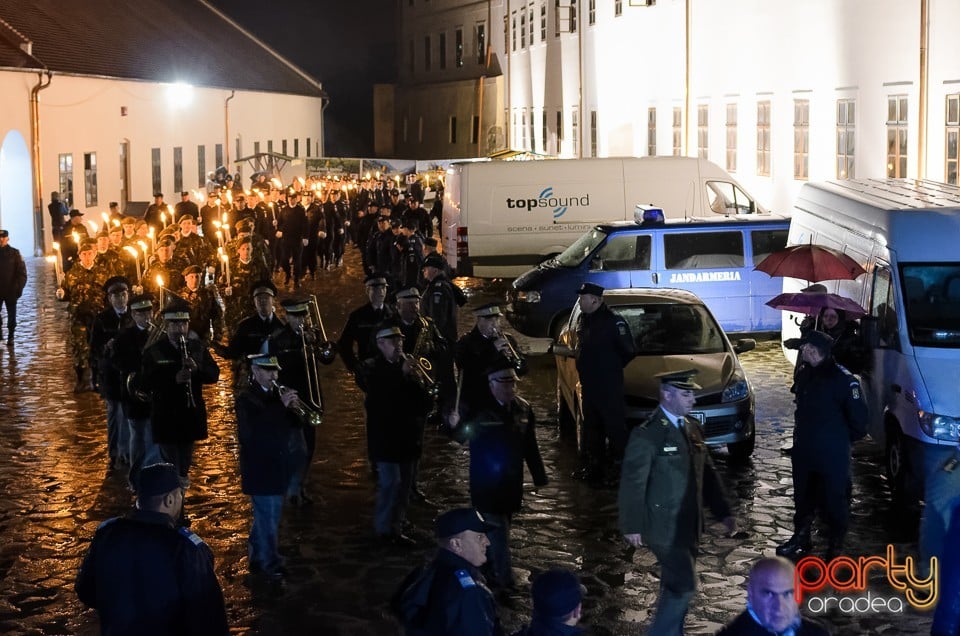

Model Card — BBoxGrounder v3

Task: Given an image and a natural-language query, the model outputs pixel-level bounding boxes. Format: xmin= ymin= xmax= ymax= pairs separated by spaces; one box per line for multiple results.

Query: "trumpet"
xmin=179 ymin=334 xmax=197 ymax=409
xmin=493 ymin=329 xmax=524 ymax=371
xmin=402 ymin=353 xmax=440 ymax=398
xmin=272 ymin=381 xmax=323 ymax=427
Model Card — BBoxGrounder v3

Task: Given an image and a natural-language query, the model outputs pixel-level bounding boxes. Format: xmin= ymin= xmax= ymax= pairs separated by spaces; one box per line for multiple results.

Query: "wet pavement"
xmin=0 ymin=249 xmax=936 ymax=634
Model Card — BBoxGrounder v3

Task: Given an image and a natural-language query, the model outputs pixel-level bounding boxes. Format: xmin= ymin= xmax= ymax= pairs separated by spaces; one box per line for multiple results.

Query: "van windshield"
xmin=554 ymin=228 xmax=608 ymax=267
xmin=614 ymin=303 xmax=727 ymax=355
xmin=900 ymin=264 xmax=960 ymax=348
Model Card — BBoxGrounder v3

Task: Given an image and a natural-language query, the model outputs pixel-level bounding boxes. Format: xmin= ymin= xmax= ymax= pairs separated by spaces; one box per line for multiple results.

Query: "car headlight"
xmin=721 ymin=377 xmax=749 ymax=403
xmin=918 ymin=411 xmax=960 ymax=442
xmin=514 ymin=290 xmax=540 ymax=303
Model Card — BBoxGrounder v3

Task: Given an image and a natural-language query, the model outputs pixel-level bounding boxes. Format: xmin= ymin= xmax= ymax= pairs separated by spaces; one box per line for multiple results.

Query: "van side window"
xmin=589 ymin=235 xmax=651 ymax=271
xmin=664 ymin=231 xmax=744 ymax=269
xmin=870 ymin=267 xmax=899 ymax=350
xmin=706 ymin=181 xmax=755 ymax=215
xmin=751 ymin=229 xmax=789 ymax=265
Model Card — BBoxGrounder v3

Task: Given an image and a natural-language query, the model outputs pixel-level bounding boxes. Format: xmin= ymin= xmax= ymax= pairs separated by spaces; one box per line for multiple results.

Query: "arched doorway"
xmin=0 ymin=129 xmax=35 ymax=255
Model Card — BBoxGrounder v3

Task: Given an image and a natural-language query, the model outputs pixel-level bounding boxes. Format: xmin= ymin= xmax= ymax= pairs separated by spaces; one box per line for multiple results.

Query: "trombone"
xmin=298 ymin=295 xmax=334 ymax=413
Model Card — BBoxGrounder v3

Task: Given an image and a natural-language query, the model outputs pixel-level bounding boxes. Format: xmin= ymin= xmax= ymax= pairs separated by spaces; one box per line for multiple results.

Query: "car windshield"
xmin=614 ymin=303 xmax=727 ymax=355
xmin=900 ymin=263 xmax=960 ymax=348
xmin=554 ymin=228 xmax=608 ymax=267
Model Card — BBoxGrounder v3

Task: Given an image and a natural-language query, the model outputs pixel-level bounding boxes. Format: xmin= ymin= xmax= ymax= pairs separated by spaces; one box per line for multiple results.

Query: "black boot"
xmin=776 ymin=529 xmax=812 ymax=559
xmin=825 ymin=537 xmax=845 ymax=562
xmin=73 ymin=365 xmax=85 ymax=393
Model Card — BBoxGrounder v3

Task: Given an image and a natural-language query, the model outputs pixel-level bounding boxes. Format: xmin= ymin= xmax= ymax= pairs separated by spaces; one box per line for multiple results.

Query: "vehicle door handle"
xmin=651 ymin=272 xmax=659 ymax=284
xmin=891 ymin=384 xmax=902 ymax=394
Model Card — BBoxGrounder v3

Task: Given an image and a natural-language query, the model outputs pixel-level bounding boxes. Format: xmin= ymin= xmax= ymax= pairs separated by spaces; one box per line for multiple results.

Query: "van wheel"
xmin=727 ymin=434 xmax=755 ymax=461
xmin=885 ymin=425 xmax=913 ymax=507
xmin=550 ymin=312 xmax=571 ymax=342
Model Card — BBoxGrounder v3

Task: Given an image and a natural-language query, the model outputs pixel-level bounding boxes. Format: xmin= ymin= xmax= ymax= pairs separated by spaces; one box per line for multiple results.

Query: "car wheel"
xmin=727 ymin=433 xmax=755 ymax=461
xmin=550 ymin=311 xmax=571 ymax=342
xmin=557 ymin=384 xmax=575 ymax=436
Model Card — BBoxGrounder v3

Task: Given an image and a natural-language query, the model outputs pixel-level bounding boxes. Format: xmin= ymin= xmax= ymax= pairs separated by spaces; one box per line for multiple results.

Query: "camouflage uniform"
xmin=59 ymin=263 xmax=104 ymax=386
xmin=175 ymin=233 xmax=215 ymax=270
xmin=179 ymin=285 xmax=224 ymax=342
xmin=94 ymin=249 xmax=126 ymax=283
xmin=221 ymin=258 xmax=271 ymax=340
xmin=141 ymin=260 xmax=184 ymax=298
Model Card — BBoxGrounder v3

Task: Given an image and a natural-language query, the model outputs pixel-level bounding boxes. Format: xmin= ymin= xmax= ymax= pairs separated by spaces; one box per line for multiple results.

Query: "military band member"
xmin=89 ymin=276 xmax=134 ymax=468
xmin=225 ymin=281 xmax=283 ymax=384
xmin=338 ymin=274 xmax=396 ymax=373
xmin=57 ymin=237 xmax=103 ymax=392
xmin=140 ymin=300 xmax=220 ymax=499
xmin=364 ymin=215 xmax=395 ymax=277
xmin=397 ymin=218 xmax=424 ymax=290
xmin=268 ymin=298 xmax=336 ymax=505
xmin=178 ymin=265 xmax=223 ymax=343
xmin=455 ymin=304 xmax=528 ymax=414
xmin=420 ymin=254 xmax=465 ymax=346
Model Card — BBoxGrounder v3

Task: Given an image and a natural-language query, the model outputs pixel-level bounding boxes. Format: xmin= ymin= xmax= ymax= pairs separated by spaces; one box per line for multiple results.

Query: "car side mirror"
xmin=733 ymin=338 xmax=756 ymax=354
xmin=551 ymin=343 xmax=575 ymax=358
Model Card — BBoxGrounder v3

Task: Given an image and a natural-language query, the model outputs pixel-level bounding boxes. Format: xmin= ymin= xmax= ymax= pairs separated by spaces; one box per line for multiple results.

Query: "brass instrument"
xmin=307 ymin=295 xmax=336 ymax=363
xmin=179 ymin=334 xmax=197 ymax=409
xmin=402 ymin=353 xmax=440 ymax=398
xmin=493 ymin=329 xmax=524 ymax=371
xmin=142 ymin=319 xmax=166 ymax=351
xmin=296 ymin=296 xmax=334 ymax=414
xmin=272 ymin=381 xmax=323 ymax=427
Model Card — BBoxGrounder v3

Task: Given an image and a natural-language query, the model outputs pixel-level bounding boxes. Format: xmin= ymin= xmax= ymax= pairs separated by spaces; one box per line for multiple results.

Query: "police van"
xmin=505 ymin=209 xmax=790 ymax=338
xmin=784 ymin=179 xmax=960 ymax=505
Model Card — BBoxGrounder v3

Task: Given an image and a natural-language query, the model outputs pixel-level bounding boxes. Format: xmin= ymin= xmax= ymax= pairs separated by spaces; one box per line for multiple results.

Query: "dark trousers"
xmin=374 ymin=461 xmax=413 ymax=535
xmin=159 ymin=441 xmax=195 ymax=489
xmin=791 ymin=460 xmax=850 ymax=541
xmin=301 ymin=241 xmax=318 ymax=276
xmin=581 ymin=393 xmax=627 ymax=470
xmin=249 ymin=495 xmax=284 ymax=574
xmin=647 ymin=543 xmax=697 ymax=636
xmin=480 ymin=511 xmax=514 ymax=588
xmin=280 ymin=241 xmax=304 ymax=280
xmin=0 ymin=296 xmax=16 ymax=337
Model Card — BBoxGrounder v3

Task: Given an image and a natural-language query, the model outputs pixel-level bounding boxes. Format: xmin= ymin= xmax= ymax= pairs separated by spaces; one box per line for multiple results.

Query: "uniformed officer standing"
xmin=75 ymin=462 xmax=229 ymax=634
xmin=174 ymin=191 xmax=200 ymax=221
xmin=619 ymin=370 xmax=737 ymax=636
xmin=277 ymin=189 xmax=308 ymax=288
xmin=0 ymin=229 xmax=27 ymax=346
xmin=397 ymin=218 xmax=425 ymax=289
xmin=776 ymin=330 xmax=868 ymax=561
xmin=143 ymin=193 xmax=168 ymax=231
xmin=57 ymin=238 xmax=103 ymax=392
xmin=89 ymin=276 xmax=133 ymax=468
xmin=226 ymin=281 xmax=283 ymax=375
xmin=448 ymin=361 xmax=548 ymax=591
xmin=571 ymin=283 xmax=636 ymax=485
xmin=421 ymin=254 xmax=465 ymax=346
xmin=338 ymin=274 xmax=396 ymax=373
xmin=140 ymin=300 xmax=221 ymax=493
xmin=235 ymin=354 xmax=306 ymax=579
xmin=365 ymin=215 xmax=395 ymax=277
xmin=455 ymin=304 xmax=528 ymax=414
xmin=392 ymin=508 xmax=503 ymax=635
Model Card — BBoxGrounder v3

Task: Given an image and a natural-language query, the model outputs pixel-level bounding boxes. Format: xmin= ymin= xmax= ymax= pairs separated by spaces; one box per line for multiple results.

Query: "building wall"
xmin=0 ymin=70 xmax=325 ymax=253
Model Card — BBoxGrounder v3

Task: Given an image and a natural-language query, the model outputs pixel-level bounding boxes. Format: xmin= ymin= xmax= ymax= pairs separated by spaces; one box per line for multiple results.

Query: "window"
xmin=419 ymin=117 xmax=424 ymax=143
xmin=557 ymin=110 xmax=563 ymax=143
xmin=409 ymin=40 xmax=415 ymax=73
xmin=513 ymin=110 xmax=518 ymax=144
xmin=173 ymin=146 xmax=183 ymax=193
xmin=615 ymin=0 xmax=622 ymax=16
xmin=215 ymin=144 xmax=223 ymax=168
xmin=899 ymin=263 xmax=960 ymax=348
xmin=455 ymin=28 xmax=463 ymax=67
xmin=588 ymin=0 xmax=595 ymax=25
xmin=424 ymin=36 xmax=431 ymax=71
xmin=512 ymin=12 xmax=517 ymax=50
xmin=267 ymin=140 xmax=273 ymax=153
xmin=449 ymin=116 xmax=457 ymax=144
xmin=253 ymin=141 xmax=260 ymax=155
xmin=751 ymin=229 xmax=788 ymax=266
xmin=697 ymin=104 xmax=708 ymax=159
xmin=306 ymin=138 xmax=312 ymax=158
xmin=757 ymin=100 xmax=771 ymax=176
xmin=590 ymin=110 xmax=598 ymax=157
xmin=664 ymin=231 xmax=745 ymax=269
xmin=197 ymin=145 xmax=206 ymax=187
xmin=647 ymin=108 xmax=657 ymax=156
xmin=887 ymin=95 xmax=908 ymax=178
xmin=588 ymin=235 xmax=652 ymax=271
xmin=521 ymin=110 xmax=528 ymax=148
xmin=476 ymin=23 xmax=486 ymax=64
xmin=521 ymin=10 xmax=527 ymax=47
xmin=554 ymin=0 xmax=560 ymax=36
xmin=281 ymin=139 xmax=288 ymax=156
xmin=726 ymin=103 xmax=737 ymax=172
xmin=294 ymin=138 xmax=299 ymax=157
xmin=570 ymin=0 xmax=577 ymax=32
xmin=835 ymin=99 xmax=856 ymax=179
xmin=572 ymin=108 xmax=579 ymax=156
xmin=540 ymin=3 xmax=547 ymax=40
xmin=530 ymin=109 xmax=537 ymax=150
xmin=83 ymin=152 xmax=98 ymax=207
xmin=151 ymin=148 xmax=161 ymax=194
xmin=793 ymin=99 xmax=809 ymax=180
xmin=471 ymin=116 xmax=480 ymax=144
xmin=58 ymin=153 xmax=74 ymax=207
xmin=706 ymin=181 xmax=755 ymax=215
xmin=945 ymin=94 xmax=958 ymax=184
xmin=439 ymin=32 xmax=447 ymax=69
xmin=403 ymin=116 xmax=409 ymax=143
xmin=672 ymin=107 xmax=682 ymax=156
xmin=529 ymin=5 xmax=535 ymax=43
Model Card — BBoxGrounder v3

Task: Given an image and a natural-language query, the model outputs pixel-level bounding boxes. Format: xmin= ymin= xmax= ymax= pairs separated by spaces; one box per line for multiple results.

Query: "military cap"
xmin=656 ymin=369 xmax=702 ymax=390
xmin=281 ymin=298 xmax=310 ymax=315
xmin=366 ymin=200 xmax=380 ymax=208
xmin=531 ymin=569 xmax=584 ymax=618
xmin=286 ymin=188 xmax=299 ymax=197
xmin=364 ymin=274 xmax=388 ymax=287
xmin=237 ymin=236 xmax=253 ymax=246
xmin=422 ymin=254 xmax=446 ymax=270
xmin=396 ymin=287 xmax=421 ymax=300
xmin=137 ymin=462 xmax=180 ymax=498
xmin=251 ymin=279 xmax=277 ymax=297
xmin=102 ymin=275 xmax=130 ymax=294
xmin=235 ymin=219 xmax=254 ymax=232
xmin=487 ymin=357 xmax=519 ymax=383
xmin=120 ymin=216 xmax=136 ymax=225
xmin=181 ymin=265 xmax=202 ymax=276
xmin=0 ymin=229 xmax=8 ymax=238
xmin=180 ymin=191 xmax=190 ymax=197
xmin=389 ymin=188 xmax=401 ymax=197
xmin=157 ymin=235 xmax=176 ymax=248
xmin=577 ymin=282 xmax=604 ymax=297
xmin=79 ymin=238 xmax=97 ymax=252
xmin=423 ymin=237 xmax=438 ymax=248
xmin=473 ymin=303 xmax=502 ymax=318
xmin=401 ymin=217 xmax=418 ymax=230
xmin=247 ymin=353 xmax=282 ymax=370
xmin=435 ymin=508 xmax=494 ymax=539
xmin=153 ymin=192 xmax=164 ymax=198
xmin=129 ymin=293 xmax=154 ymax=311
xmin=374 ymin=325 xmax=403 ymax=339
xmin=786 ymin=329 xmax=834 ymax=352
xmin=389 ymin=218 xmax=401 ymax=228
xmin=108 ymin=223 xmax=123 ymax=234
xmin=177 ymin=214 xmax=195 ymax=224
xmin=69 ymin=209 xmax=84 ymax=217
xmin=161 ymin=299 xmax=191 ymax=322
xmin=97 ymin=227 xmax=110 ymax=239
xmin=109 ymin=201 xmax=119 ymax=208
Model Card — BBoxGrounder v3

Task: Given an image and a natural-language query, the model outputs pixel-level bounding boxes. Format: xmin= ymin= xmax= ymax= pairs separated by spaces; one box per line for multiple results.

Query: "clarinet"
xmin=179 ymin=335 xmax=197 ymax=409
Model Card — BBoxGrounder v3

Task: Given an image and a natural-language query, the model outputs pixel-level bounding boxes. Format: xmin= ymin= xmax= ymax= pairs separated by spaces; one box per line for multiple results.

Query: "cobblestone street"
xmin=0 ymin=251 xmax=935 ymax=635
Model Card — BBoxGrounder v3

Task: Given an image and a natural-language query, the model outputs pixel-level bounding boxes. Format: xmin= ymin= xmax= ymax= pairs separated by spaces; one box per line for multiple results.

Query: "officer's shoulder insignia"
xmin=836 ymin=363 xmax=854 ymax=376
xmin=455 ymin=569 xmax=477 ymax=588
xmin=97 ymin=516 xmax=120 ymax=530
xmin=850 ymin=383 xmax=861 ymax=400
xmin=617 ymin=321 xmax=628 ymax=336
xmin=178 ymin=526 xmax=206 ymax=547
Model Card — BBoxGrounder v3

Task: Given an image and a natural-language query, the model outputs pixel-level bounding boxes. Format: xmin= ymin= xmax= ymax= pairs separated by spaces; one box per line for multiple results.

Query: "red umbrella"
xmin=754 ymin=245 xmax=866 ymax=281
xmin=766 ymin=292 xmax=867 ymax=318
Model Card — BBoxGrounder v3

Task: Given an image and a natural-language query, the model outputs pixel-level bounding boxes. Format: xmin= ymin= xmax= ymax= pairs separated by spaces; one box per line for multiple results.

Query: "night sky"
xmin=210 ymin=0 xmax=397 ymax=157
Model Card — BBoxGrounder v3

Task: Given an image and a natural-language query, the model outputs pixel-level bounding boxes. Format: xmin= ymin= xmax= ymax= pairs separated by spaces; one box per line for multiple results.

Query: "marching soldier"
xmin=326 ymin=188 xmax=348 ymax=269
xmin=338 ymin=274 xmax=396 ymax=373
xmin=143 ymin=192 xmax=168 ymax=231
xmin=174 ymin=191 xmax=200 ymax=221
xmin=178 ymin=265 xmax=223 ymax=343
xmin=140 ymin=299 xmax=220 ymax=501
xmin=302 ymin=190 xmax=324 ymax=279
xmin=61 ymin=210 xmax=91 ymax=272
xmin=420 ymin=254 xmax=465 ymax=346
xmin=139 ymin=235 xmax=183 ymax=298
xmin=364 ymin=214 xmax=395 ymax=277
xmin=397 ymin=218 xmax=424 ymax=290
xmin=94 ymin=230 xmax=125 ymax=283
xmin=199 ymin=194 xmax=222 ymax=250
xmin=174 ymin=214 xmax=215 ymax=271
xmin=57 ymin=238 xmax=103 ymax=392
xmin=89 ymin=276 xmax=133 ymax=468
xmin=268 ymin=299 xmax=336 ymax=505
xmin=456 ymin=304 xmax=528 ymax=414
xmin=225 ymin=281 xmax=284 ymax=385
xmin=221 ymin=237 xmax=271 ymax=340
xmin=277 ymin=189 xmax=308 ymax=288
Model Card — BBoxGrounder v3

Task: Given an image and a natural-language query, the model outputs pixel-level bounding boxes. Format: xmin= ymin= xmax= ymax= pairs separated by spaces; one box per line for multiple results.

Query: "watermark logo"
xmin=504 ymin=188 xmax=590 ymax=219
xmin=795 ymin=545 xmax=938 ymax=614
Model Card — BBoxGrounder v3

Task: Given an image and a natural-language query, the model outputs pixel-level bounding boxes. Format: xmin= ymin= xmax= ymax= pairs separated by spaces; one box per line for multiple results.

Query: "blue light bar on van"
xmin=634 ymin=204 xmax=665 ymax=225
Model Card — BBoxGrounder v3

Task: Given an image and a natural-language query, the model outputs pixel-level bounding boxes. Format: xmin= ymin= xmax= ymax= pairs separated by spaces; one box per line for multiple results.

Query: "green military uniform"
xmin=94 ymin=249 xmax=126 ymax=283
xmin=141 ymin=260 xmax=183 ymax=299
xmin=221 ymin=257 xmax=271 ymax=340
xmin=179 ymin=284 xmax=223 ymax=342
xmin=175 ymin=231 xmax=215 ymax=270
xmin=59 ymin=247 xmax=105 ymax=390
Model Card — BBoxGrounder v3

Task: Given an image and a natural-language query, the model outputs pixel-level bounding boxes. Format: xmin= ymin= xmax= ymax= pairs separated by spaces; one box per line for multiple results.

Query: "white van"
xmin=785 ymin=179 xmax=960 ymax=504
xmin=441 ymin=156 xmax=767 ymax=278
